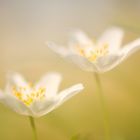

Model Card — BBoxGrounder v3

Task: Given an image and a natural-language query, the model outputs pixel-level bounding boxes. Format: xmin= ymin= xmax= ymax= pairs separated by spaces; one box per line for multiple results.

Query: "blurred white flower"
xmin=0 ymin=72 xmax=84 ymax=117
xmin=47 ymin=27 xmax=140 ymax=73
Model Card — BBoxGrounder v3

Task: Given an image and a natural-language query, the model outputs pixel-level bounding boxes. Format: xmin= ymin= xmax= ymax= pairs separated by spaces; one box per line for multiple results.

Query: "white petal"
xmin=57 ymin=84 xmax=84 ymax=103
xmin=121 ymin=38 xmax=140 ymax=58
xmin=46 ymin=42 xmax=71 ymax=57
xmin=70 ymin=30 xmax=92 ymax=45
xmin=35 ymin=72 xmax=62 ymax=97
xmin=66 ymin=54 xmax=99 ymax=72
xmin=0 ymin=93 xmax=32 ymax=116
xmin=1 ymin=82 xmax=33 ymax=116
xmin=29 ymin=98 xmax=59 ymax=117
xmin=98 ymin=27 xmax=124 ymax=52
xmin=70 ymin=30 xmax=94 ymax=47
xmin=95 ymin=54 xmax=125 ymax=73
xmin=7 ymin=72 xmax=28 ymax=87
xmin=30 ymin=84 xmax=84 ymax=117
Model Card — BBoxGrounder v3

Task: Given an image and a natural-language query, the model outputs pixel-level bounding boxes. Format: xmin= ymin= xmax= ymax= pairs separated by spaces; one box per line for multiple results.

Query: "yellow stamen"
xmin=12 ymin=86 xmax=46 ymax=106
xmin=88 ymin=52 xmax=97 ymax=62
xmin=76 ymin=42 xmax=109 ymax=62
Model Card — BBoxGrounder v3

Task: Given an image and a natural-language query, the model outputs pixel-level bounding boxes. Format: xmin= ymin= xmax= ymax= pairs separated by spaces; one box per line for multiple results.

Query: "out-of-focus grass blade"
xmin=71 ymin=134 xmax=91 ymax=140
xmin=71 ymin=134 xmax=81 ymax=140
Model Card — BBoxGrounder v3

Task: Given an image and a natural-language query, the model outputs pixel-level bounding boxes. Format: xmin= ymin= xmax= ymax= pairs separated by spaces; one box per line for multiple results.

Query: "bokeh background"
xmin=0 ymin=0 xmax=140 ymax=140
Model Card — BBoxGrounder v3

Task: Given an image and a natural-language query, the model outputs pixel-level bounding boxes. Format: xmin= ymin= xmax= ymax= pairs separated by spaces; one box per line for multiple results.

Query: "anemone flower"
xmin=0 ymin=72 xmax=84 ymax=140
xmin=46 ymin=27 xmax=140 ymax=140
xmin=46 ymin=27 xmax=140 ymax=73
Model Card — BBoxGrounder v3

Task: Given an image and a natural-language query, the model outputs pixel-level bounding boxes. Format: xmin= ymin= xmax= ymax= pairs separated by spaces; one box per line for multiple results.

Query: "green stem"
xmin=94 ymin=73 xmax=111 ymax=140
xmin=29 ymin=116 xmax=38 ymax=140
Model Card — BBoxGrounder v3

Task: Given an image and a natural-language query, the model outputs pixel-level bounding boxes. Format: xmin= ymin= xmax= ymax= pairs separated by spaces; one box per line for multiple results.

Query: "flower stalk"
xmin=29 ymin=116 xmax=38 ymax=140
xmin=94 ymin=73 xmax=111 ymax=140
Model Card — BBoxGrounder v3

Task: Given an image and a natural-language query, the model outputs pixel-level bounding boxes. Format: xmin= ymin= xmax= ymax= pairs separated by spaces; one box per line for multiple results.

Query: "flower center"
xmin=12 ymin=84 xmax=46 ymax=106
xmin=76 ymin=43 xmax=109 ymax=62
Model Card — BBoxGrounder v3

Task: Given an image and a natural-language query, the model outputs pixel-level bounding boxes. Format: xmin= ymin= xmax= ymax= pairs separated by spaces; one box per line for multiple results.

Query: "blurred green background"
xmin=0 ymin=0 xmax=140 ymax=140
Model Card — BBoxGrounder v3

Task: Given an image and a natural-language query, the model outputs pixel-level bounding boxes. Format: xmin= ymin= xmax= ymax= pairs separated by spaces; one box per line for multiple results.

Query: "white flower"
xmin=0 ymin=72 xmax=84 ymax=117
xmin=46 ymin=27 xmax=140 ymax=73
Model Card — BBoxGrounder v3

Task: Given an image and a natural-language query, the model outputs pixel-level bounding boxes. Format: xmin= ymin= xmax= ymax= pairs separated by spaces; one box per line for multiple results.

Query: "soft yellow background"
xmin=0 ymin=0 xmax=140 ymax=140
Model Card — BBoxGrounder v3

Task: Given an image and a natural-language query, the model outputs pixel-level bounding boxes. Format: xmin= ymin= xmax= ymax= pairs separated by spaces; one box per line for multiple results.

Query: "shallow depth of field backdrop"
xmin=0 ymin=0 xmax=140 ymax=140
